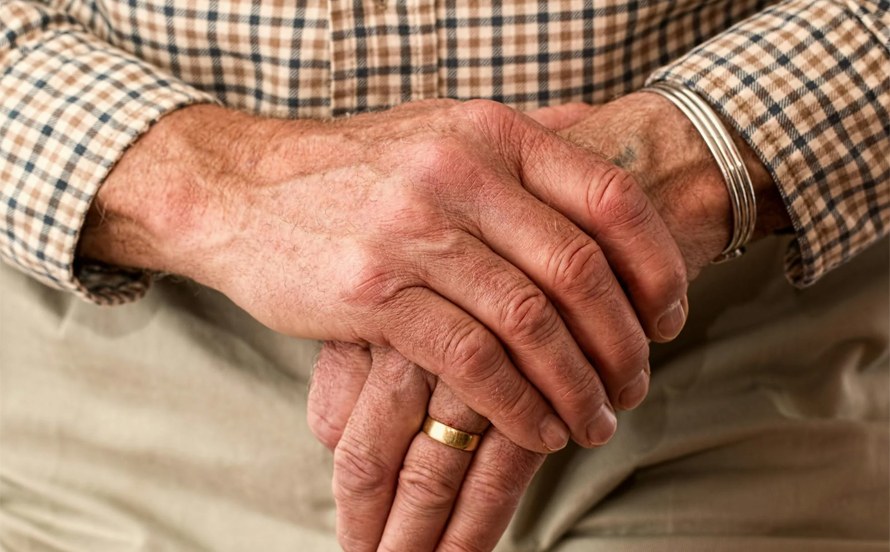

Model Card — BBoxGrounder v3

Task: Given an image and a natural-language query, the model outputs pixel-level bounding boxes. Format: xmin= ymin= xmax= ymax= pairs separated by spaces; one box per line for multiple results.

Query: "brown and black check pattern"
xmin=1 ymin=0 xmax=887 ymax=303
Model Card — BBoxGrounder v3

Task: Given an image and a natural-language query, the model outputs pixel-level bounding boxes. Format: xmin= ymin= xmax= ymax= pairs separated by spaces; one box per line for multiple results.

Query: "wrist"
xmin=78 ymin=104 xmax=294 ymax=288
xmin=563 ymin=92 xmax=789 ymax=278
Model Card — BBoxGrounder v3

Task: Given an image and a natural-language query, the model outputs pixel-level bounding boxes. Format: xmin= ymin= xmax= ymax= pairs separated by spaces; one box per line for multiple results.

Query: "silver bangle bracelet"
xmin=642 ymin=81 xmax=757 ymax=263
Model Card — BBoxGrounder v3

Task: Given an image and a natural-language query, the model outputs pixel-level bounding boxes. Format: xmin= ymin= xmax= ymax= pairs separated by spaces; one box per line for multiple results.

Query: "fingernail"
xmin=586 ymin=403 xmax=617 ymax=446
xmin=540 ymin=414 xmax=570 ymax=451
xmin=657 ymin=298 xmax=687 ymax=341
xmin=618 ymin=370 xmax=649 ymax=410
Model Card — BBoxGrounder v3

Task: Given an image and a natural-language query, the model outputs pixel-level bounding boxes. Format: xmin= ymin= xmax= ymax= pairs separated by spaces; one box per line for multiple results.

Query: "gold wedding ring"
xmin=421 ymin=416 xmax=481 ymax=452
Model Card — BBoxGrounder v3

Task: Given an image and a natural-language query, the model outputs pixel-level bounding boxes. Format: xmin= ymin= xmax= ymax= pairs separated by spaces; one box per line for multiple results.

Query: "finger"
xmin=332 ymin=348 xmax=434 ymax=552
xmin=378 ymin=384 xmax=488 ymax=552
xmin=436 ymin=428 xmax=545 ymax=552
xmin=524 ymin=102 xmax=598 ymax=131
xmin=468 ymin=101 xmax=688 ymax=344
xmin=382 ymin=286 xmax=570 ymax=454
xmin=453 ymin=174 xmax=651 ymax=414
xmin=420 ymin=234 xmax=618 ymax=446
xmin=308 ymin=341 xmax=372 ymax=450
xmin=516 ymin=122 xmax=689 ymax=343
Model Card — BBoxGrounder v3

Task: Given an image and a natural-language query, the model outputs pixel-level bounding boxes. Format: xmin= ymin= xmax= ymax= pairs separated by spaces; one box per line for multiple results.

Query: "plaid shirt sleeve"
xmin=649 ymin=0 xmax=890 ymax=287
xmin=2 ymin=1 xmax=888 ymax=305
xmin=0 ymin=1 xmax=216 ymax=304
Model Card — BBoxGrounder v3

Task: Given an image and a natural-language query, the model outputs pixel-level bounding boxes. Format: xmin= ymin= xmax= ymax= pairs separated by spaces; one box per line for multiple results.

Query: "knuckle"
xmin=460 ymin=98 xmax=513 ymax=122
xmin=458 ymin=99 xmax=522 ymax=143
xmin=465 ymin=468 xmax=523 ymax=511
xmin=572 ymin=254 xmax=616 ymax=307
xmin=332 ymin=438 xmax=393 ymax=501
xmin=549 ymin=235 xmax=610 ymax=296
xmin=397 ymin=462 xmax=461 ymax=515
xmin=441 ymin=324 xmax=539 ymax=431
xmin=314 ymin=341 xmax=369 ymax=380
xmin=368 ymin=351 xmax=419 ymax=390
xmin=419 ymin=135 xmax=467 ymax=175
xmin=499 ymin=287 xmax=559 ymax=344
xmin=583 ymin=167 xmax=689 ymax=314
xmin=587 ymin=166 xmax=652 ymax=230
xmin=443 ymin=322 xmax=502 ymax=386
xmin=431 ymin=229 xmax=479 ymax=261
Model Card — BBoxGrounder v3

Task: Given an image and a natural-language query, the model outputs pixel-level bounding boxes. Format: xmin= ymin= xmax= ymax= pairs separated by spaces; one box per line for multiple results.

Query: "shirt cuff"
xmin=647 ymin=0 xmax=890 ymax=287
xmin=1 ymin=12 xmax=218 ymax=305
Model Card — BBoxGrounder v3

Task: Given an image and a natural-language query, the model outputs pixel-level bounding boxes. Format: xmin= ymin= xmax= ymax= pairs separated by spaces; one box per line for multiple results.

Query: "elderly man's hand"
xmin=311 ymin=342 xmax=546 ymax=552
xmin=308 ymin=93 xmax=791 ymax=552
xmin=80 ymin=99 xmax=689 ymax=453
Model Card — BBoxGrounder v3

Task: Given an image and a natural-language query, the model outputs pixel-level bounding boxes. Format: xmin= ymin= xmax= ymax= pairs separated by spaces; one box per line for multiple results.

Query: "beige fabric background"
xmin=1 ymin=235 xmax=887 ymax=551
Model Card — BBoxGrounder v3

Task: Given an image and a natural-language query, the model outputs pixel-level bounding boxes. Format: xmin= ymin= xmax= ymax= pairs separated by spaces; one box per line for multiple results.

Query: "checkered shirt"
xmin=1 ymin=0 xmax=888 ymax=304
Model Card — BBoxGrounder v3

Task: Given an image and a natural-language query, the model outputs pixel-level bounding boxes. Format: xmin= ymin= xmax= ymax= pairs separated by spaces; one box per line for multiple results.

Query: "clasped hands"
xmin=83 ymin=93 xmax=740 ymax=552
xmin=303 ymin=99 xmax=723 ymax=552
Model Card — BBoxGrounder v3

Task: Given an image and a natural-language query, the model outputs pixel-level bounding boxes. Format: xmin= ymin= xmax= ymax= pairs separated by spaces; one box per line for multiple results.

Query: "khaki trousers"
xmin=1 ymin=236 xmax=888 ymax=551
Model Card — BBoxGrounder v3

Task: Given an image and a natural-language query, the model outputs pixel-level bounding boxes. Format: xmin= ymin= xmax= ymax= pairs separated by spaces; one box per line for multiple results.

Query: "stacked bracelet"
xmin=642 ymin=81 xmax=757 ymax=263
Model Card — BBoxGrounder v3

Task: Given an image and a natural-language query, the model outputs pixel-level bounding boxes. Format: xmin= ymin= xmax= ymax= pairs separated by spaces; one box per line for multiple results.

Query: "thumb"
xmin=307 ymin=341 xmax=372 ymax=450
xmin=524 ymin=102 xmax=598 ymax=131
